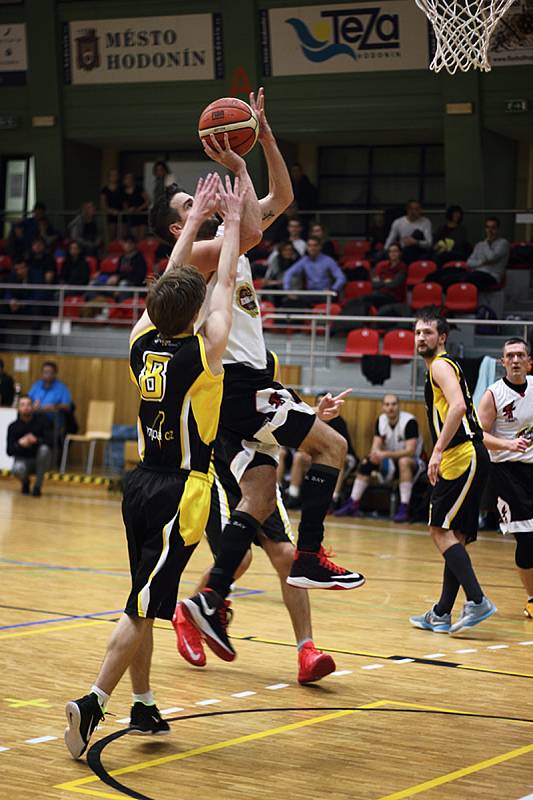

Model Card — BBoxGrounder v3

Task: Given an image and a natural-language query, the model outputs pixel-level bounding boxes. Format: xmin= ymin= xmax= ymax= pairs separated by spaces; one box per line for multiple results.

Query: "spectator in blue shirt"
xmin=28 ymin=361 xmax=72 ymax=424
xmin=282 ymin=236 xmax=346 ymax=307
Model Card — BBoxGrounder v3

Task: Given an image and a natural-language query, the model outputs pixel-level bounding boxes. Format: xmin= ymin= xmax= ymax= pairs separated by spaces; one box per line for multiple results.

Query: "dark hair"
xmin=485 ymin=216 xmax=500 ymax=227
xmin=32 ymin=236 xmax=46 ymax=246
xmin=42 ymin=360 xmax=57 ymax=372
xmin=446 ymin=205 xmax=463 ymax=222
xmin=307 ymin=235 xmax=321 ymax=245
xmin=503 ymin=337 xmax=530 ymax=355
xmin=18 ymin=393 xmax=32 ymax=402
xmin=123 ymin=234 xmax=137 ymax=244
xmin=149 ymin=183 xmax=182 ymax=245
xmin=146 ymin=266 xmax=206 ymax=338
xmin=154 ymin=160 xmax=169 ymax=174
xmin=33 ymin=201 xmax=46 ymax=211
xmin=414 ymin=305 xmax=450 ymax=340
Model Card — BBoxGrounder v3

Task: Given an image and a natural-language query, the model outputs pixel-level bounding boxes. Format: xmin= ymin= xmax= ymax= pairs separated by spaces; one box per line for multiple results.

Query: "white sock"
xmin=90 ymin=685 xmax=110 ymax=712
xmin=288 ymin=484 xmax=300 ymax=498
xmin=351 ymin=478 xmax=367 ymax=503
xmin=333 ymin=492 xmax=339 ymax=502
xmin=132 ymin=690 xmax=155 ymax=706
xmin=399 ymin=482 xmax=413 ymax=504
xmin=297 ymin=638 xmax=313 ymax=651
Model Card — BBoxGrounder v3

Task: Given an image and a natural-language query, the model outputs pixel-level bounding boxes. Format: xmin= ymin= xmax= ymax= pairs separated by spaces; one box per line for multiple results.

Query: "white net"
xmin=415 ymin=0 xmax=517 ymax=72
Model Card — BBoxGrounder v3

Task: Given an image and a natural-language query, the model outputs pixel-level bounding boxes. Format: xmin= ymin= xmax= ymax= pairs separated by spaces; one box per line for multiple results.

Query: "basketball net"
xmin=415 ymin=0 xmax=517 ymax=73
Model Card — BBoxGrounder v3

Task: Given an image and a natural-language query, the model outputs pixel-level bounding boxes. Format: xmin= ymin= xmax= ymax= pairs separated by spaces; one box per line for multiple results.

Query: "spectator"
xmin=6 ymin=221 xmax=27 ymax=262
xmin=122 ymin=173 xmax=149 ymax=240
xmin=106 ymin=235 xmax=147 ymax=288
xmin=27 ymin=237 xmax=57 ymax=316
xmin=7 ymin=394 xmax=52 ymax=496
xmin=309 ymin=222 xmax=337 ymax=259
xmin=68 ymin=201 xmax=103 ymax=256
xmin=28 ymin=361 xmax=72 ymax=435
xmin=22 ymin=202 xmax=60 ymax=253
xmin=152 ymin=161 xmax=176 ymax=206
xmin=290 ymin=163 xmax=318 ymax=211
xmin=362 ymin=243 xmax=407 ymax=310
xmin=0 ymin=358 xmax=15 ymax=406
xmin=384 ymin=200 xmax=433 ymax=264
xmin=264 ymin=217 xmax=306 ymax=273
xmin=262 ymin=200 xmax=299 ymax=245
xmin=263 ymin=241 xmax=300 ymax=305
xmin=100 ymin=169 xmax=123 ymax=240
xmin=60 ymin=240 xmax=90 ymax=288
xmin=3 ymin=260 xmax=35 ymax=318
xmin=433 ymin=205 xmax=471 ymax=267
xmin=335 ymin=394 xmax=424 ymax=523
xmin=282 ymin=236 xmax=346 ymax=305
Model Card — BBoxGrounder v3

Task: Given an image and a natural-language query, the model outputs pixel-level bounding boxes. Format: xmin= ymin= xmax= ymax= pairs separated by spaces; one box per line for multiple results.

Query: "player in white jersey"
xmin=150 ymin=88 xmax=364 ymax=663
xmin=478 ymin=337 xmax=533 ymax=619
xmin=335 ymin=394 xmax=425 ymax=523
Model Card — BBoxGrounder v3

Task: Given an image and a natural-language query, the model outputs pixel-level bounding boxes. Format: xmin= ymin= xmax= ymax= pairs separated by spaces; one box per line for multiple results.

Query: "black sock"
xmin=434 ymin=563 xmax=460 ymax=616
xmin=206 ymin=511 xmax=260 ymax=599
xmin=297 ymin=463 xmax=339 ymax=552
xmin=443 ymin=542 xmax=483 ymax=604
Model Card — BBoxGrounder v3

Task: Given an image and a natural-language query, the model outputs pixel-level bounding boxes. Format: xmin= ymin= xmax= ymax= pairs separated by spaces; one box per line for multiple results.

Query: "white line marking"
xmin=392 ymin=658 xmax=416 ymax=664
xmin=195 ymin=699 xmax=220 ymax=706
xmin=231 ymin=691 xmax=256 ymax=698
xmin=159 ymin=707 xmax=184 ymax=714
xmin=117 ymin=717 xmax=130 ymax=724
xmin=423 ymin=653 xmax=445 ymax=658
xmin=487 ymin=644 xmax=509 ymax=650
xmin=515 ymin=793 xmax=533 ymax=800
xmin=456 ymin=648 xmax=477 ymax=654
xmin=331 ymin=670 xmax=352 ymax=677
xmin=266 ymin=683 xmax=289 ymax=690
xmin=0 ymin=746 xmax=10 ymax=752
xmin=362 ymin=664 xmax=384 ymax=670
xmin=25 ymin=735 xmax=57 ymax=744
xmin=519 ymin=641 xmax=533 ymax=646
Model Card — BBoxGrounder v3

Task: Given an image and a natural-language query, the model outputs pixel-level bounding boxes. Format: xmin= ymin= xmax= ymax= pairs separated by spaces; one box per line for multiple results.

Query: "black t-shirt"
xmin=100 ymin=185 xmax=123 ymax=211
xmin=0 ymin=373 xmax=15 ymax=406
xmin=328 ymin=415 xmax=355 ymax=457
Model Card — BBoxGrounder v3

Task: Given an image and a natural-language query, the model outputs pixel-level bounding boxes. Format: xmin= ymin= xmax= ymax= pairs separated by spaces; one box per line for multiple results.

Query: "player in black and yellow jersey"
xmin=64 ymin=172 xmax=243 ymax=760
xmin=410 ymin=307 xmax=497 ymax=635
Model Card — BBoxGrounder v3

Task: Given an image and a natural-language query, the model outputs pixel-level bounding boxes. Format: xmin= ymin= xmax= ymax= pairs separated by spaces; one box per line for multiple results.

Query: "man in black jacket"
xmin=7 ymin=395 xmax=52 ymax=496
xmin=0 ymin=359 xmax=15 ymax=406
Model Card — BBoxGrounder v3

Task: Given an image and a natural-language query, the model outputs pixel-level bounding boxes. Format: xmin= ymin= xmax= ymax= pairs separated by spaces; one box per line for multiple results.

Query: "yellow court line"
xmin=458 ymin=663 xmax=533 ymax=680
xmin=0 ymin=620 xmax=108 ymax=640
xmin=378 ymin=698 xmax=533 ymax=724
xmin=243 ymin=635 xmax=389 ymax=660
xmin=55 ymin=701 xmax=388 ymax=796
xmin=376 ymin=742 xmax=533 ymax=800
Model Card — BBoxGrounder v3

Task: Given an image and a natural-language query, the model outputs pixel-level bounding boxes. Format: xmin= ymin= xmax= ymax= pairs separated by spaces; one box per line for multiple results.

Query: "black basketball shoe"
xmin=181 ymin=589 xmax=236 ymax=662
xmin=129 ymin=703 xmax=171 ymax=735
xmin=287 ymin=546 xmax=366 ymax=590
xmin=64 ymin=693 xmax=104 ymax=759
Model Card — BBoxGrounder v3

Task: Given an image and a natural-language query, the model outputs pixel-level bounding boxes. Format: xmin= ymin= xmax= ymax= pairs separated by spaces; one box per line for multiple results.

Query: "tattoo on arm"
xmin=262 ymin=210 xmax=275 ymax=221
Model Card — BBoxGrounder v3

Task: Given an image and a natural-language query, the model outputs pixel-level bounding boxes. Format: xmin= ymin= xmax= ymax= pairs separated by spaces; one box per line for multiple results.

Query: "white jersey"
xmin=376 ymin=411 xmax=423 ymax=459
xmin=487 ymin=376 xmax=533 ymax=463
xmin=195 ymin=225 xmax=267 ymax=370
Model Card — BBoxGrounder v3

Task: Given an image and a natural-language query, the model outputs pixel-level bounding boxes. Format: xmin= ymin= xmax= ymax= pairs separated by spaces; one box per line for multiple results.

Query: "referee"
xmin=478 ymin=337 xmax=533 ymax=619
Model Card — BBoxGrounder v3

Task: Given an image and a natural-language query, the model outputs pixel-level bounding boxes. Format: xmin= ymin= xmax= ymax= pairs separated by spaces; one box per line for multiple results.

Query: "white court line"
xmin=456 ymin=648 xmax=477 ymax=654
xmin=362 ymin=664 xmax=384 ymax=670
xmin=519 ymin=641 xmax=533 ymax=646
xmin=195 ymin=699 xmax=220 ymax=706
xmin=328 ymin=519 xmax=514 ymax=544
xmin=392 ymin=658 xmax=415 ymax=664
xmin=331 ymin=670 xmax=352 ymax=677
xmin=487 ymin=644 xmax=509 ymax=650
xmin=117 ymin=717 xmax=130 ymax=724
xmin=231 ymin=691 xmax=256 ymax=698
xmin=515 ymin=793 xmax=533 ymax=800
xmin=25 ymin=736 xmax=57 ymax=744
xmin=423 ymin=653 xmax=445 ymax=658
xmin=160 ymin=707 xmax=184 ymax=714
xmin=0 ymin=746 xmax=10 ymax=752
xmin=266 ymin=683 xmax=289 ymax=690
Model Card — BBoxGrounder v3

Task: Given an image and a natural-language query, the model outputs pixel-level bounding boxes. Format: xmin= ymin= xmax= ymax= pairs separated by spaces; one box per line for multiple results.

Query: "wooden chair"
xmin=60 ymin=400 xmax=115 ymax=474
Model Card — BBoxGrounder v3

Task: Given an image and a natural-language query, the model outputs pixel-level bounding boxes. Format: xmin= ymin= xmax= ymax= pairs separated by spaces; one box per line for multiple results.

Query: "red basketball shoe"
xmin=298 ymin=641 xmax=336 ymax=684
xmin=172 ymin=602 xmax=206 ymax=667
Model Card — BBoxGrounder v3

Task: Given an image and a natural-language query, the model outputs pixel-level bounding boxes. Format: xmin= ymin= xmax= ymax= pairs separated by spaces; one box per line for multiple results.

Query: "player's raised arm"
xmin=200 ymin=176 xmax=243 ymax=375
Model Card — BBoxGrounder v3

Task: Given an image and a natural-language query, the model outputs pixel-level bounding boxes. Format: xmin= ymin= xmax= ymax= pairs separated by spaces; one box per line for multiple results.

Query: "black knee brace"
xmin=514 ymin=533 xmax=533 ymax=570
xmin=358 ymin=458 xmax=375 ymax=477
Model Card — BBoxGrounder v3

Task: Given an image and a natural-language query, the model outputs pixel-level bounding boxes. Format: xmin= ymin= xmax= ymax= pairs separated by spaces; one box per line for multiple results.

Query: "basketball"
xmin=198 ymin=97 xmax=259 ymax=157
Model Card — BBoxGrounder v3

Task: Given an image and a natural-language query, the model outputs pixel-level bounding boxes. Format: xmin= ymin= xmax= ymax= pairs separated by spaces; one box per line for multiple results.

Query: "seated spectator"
xmin=263 ymin=241 xmax=299 ymax=304
xmin=152 ymin=161 xmax=177 ymax=206
xmin=3 ymin=260 xmax=35 ymax=317
xmin=27 ymin=237 xmax=57 ymax=316
xmin=28 ymin=361 xmax=72 ymax=439
xmin=384 ymin=200 xmax=433 ymax=264
xmin=282 ymin=236 xmax=346 ymax=306
xmin=433 ymin=204 xmax=471 ymax=267
xmin=106 ymin=235 xmax=147 ymax=288
xmin=122 ymin=173 xmax=149 ymax=240
xmin=362 ymin=243 xmax=407 ymax=311
xmin=0 ymin=358 xmax=15 ymax=406
xmin=7 ymin=221 xmax=27 ymax=262
xmin=335 ymin=394 xmax=424 ymax=523
xmin=60 ymin=240 xmax=90 ymax=288
xmin=309 ymin=222 xmax=337 ymax=259
xmin=429 ymin=217 xmax=510 ymax=294
xmin=100 ymin=168 xmax=123 ymax=241
xmin=153 ymin=240 xmax=172 ymax=278
xmin=283 ymin=396 xmax=357 ymax=510
xmin=68 ymin=201 xmax=103 ymax=256
xmin=22 ymin=202 xmax=60 ymax=253
xmin=7 ymin=394 xmax=52 ymax=496
xmin=262 ymin=200 xmax=299 ymax=246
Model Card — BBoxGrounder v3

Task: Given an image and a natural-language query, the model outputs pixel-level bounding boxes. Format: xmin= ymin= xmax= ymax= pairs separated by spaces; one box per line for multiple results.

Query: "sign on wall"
xmin=64 ymin=14 xmax=223 ymax=84
xmin=0 ymin=23 xmax=27 ymax=86
xmin=260 ymin=3 xmax=430 ymax=75
xmin=490 ymin=0 xmax=533 ymax=67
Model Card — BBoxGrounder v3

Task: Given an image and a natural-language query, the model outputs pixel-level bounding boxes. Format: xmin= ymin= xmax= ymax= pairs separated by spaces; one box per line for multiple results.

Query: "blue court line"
xmin=0 ymin=609 xmax=123 ymax=630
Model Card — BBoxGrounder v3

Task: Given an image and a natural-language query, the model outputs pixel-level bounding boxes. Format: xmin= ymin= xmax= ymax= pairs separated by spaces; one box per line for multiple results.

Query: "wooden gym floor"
xmin=0 ymin=479 xmax=532 ymax=800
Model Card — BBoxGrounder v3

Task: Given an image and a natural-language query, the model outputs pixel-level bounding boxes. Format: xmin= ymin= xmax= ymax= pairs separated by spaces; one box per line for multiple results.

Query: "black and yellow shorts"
xmin=122 ymin=464 xmax=212 ymax=620
xmin=429 ymin=440 xmax=489 ymax=543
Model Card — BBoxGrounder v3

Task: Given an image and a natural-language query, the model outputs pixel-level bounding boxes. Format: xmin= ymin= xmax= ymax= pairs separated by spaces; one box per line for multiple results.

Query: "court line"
xmin=0 ymin=619 xmax=108 ymax=640
xmin=0 ymin=610 xmax=122 ymax=631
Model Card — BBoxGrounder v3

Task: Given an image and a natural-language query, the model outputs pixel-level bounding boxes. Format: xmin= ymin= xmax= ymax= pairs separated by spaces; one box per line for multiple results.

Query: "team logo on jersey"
xmin=235 ymin=283 xmax=259 ymax=317
xmin=268 ymin=391 xmax=286 ymax=409
xmin=146 ymin=410 xmax=175 ymax=446
xmin=502 ymin=400 xmax=516 ymax=421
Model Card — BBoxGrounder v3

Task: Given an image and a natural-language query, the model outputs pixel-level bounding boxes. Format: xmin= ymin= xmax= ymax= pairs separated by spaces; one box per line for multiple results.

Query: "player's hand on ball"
xmin=249 ymin=87 xmax=271 ymax=141
xmin=202 ymin=133 xmax=245 ymax=173
xmin=427 ymin=449 xmax=442 ymax=486
xmin=191 ymin=173 xmax=220 ymax=221
xmin=217 ymin=174 xmax=243 ymax=222
xmin=317 ymin=389 xmax=351 ymax=421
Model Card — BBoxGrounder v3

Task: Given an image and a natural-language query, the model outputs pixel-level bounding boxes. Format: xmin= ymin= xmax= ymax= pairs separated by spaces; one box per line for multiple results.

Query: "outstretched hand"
xmin=190 ymin=172 xmax=220 ymax=221
xmin=316 ymin=389 xmax=352 ymax=421
xmin=217 ymin=174 xmax=243 ymax=222
xmin=249 ymin=87 xmax=271 ymax=142
xmin=202 ymin=133 xmax=246 ymax=174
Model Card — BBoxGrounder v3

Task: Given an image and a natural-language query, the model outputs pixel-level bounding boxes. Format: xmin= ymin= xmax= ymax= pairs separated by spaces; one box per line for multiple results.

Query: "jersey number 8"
xmin=139 ymin=352 xmax=171 ymax=401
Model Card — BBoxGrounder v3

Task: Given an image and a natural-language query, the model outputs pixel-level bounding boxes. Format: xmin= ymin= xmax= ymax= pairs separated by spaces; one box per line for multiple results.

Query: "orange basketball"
xmin=198 ymin=97 xmax=259 ymax=157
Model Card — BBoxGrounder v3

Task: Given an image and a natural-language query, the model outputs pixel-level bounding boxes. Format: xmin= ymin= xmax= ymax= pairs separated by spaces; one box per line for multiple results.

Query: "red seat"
xmin=411 ymin=282 xmax=443 ymax=310
xmin=442 ymin=259 xmax=468 ymax=270
xmin=341 ymin=239 xmax=370 ymax=264
xmin=139 ymin=238 xmax=158 ymax=275
xmin=101 ymin=256 xmax=120 ymax=273
xmin=0 ymin=254 xmax=13 ymax=271
xmin=108 ymin=239 xmax=125 ymax=254
xmin=406 ymin=260 xmax=436 ymax=287
xmin=342 ymin=258 xmax=371 ymax=272
xmin=63 ymin=295 xmax=85 ymax=318
xmin=304 ymin=302 xmax=341 ymax=335
xmin=339 ymin=328 xmax=379 ymax=360
xmin=343 ymin=280 xmax=372 ymax=302
xmin=260 ymin=300 xmax=276 ymax=330
xmin=253 ymin=278 xmax=265 ymax=290
xmin=382 ymin=329 xmax=415 ymax=359
xmin=86 ymin=256 xmax=98 ymax=278
xmin=109 ymin=296 xmax=144 ymax=323
xmin=445 ymin=282 xmax=478 ymax=313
